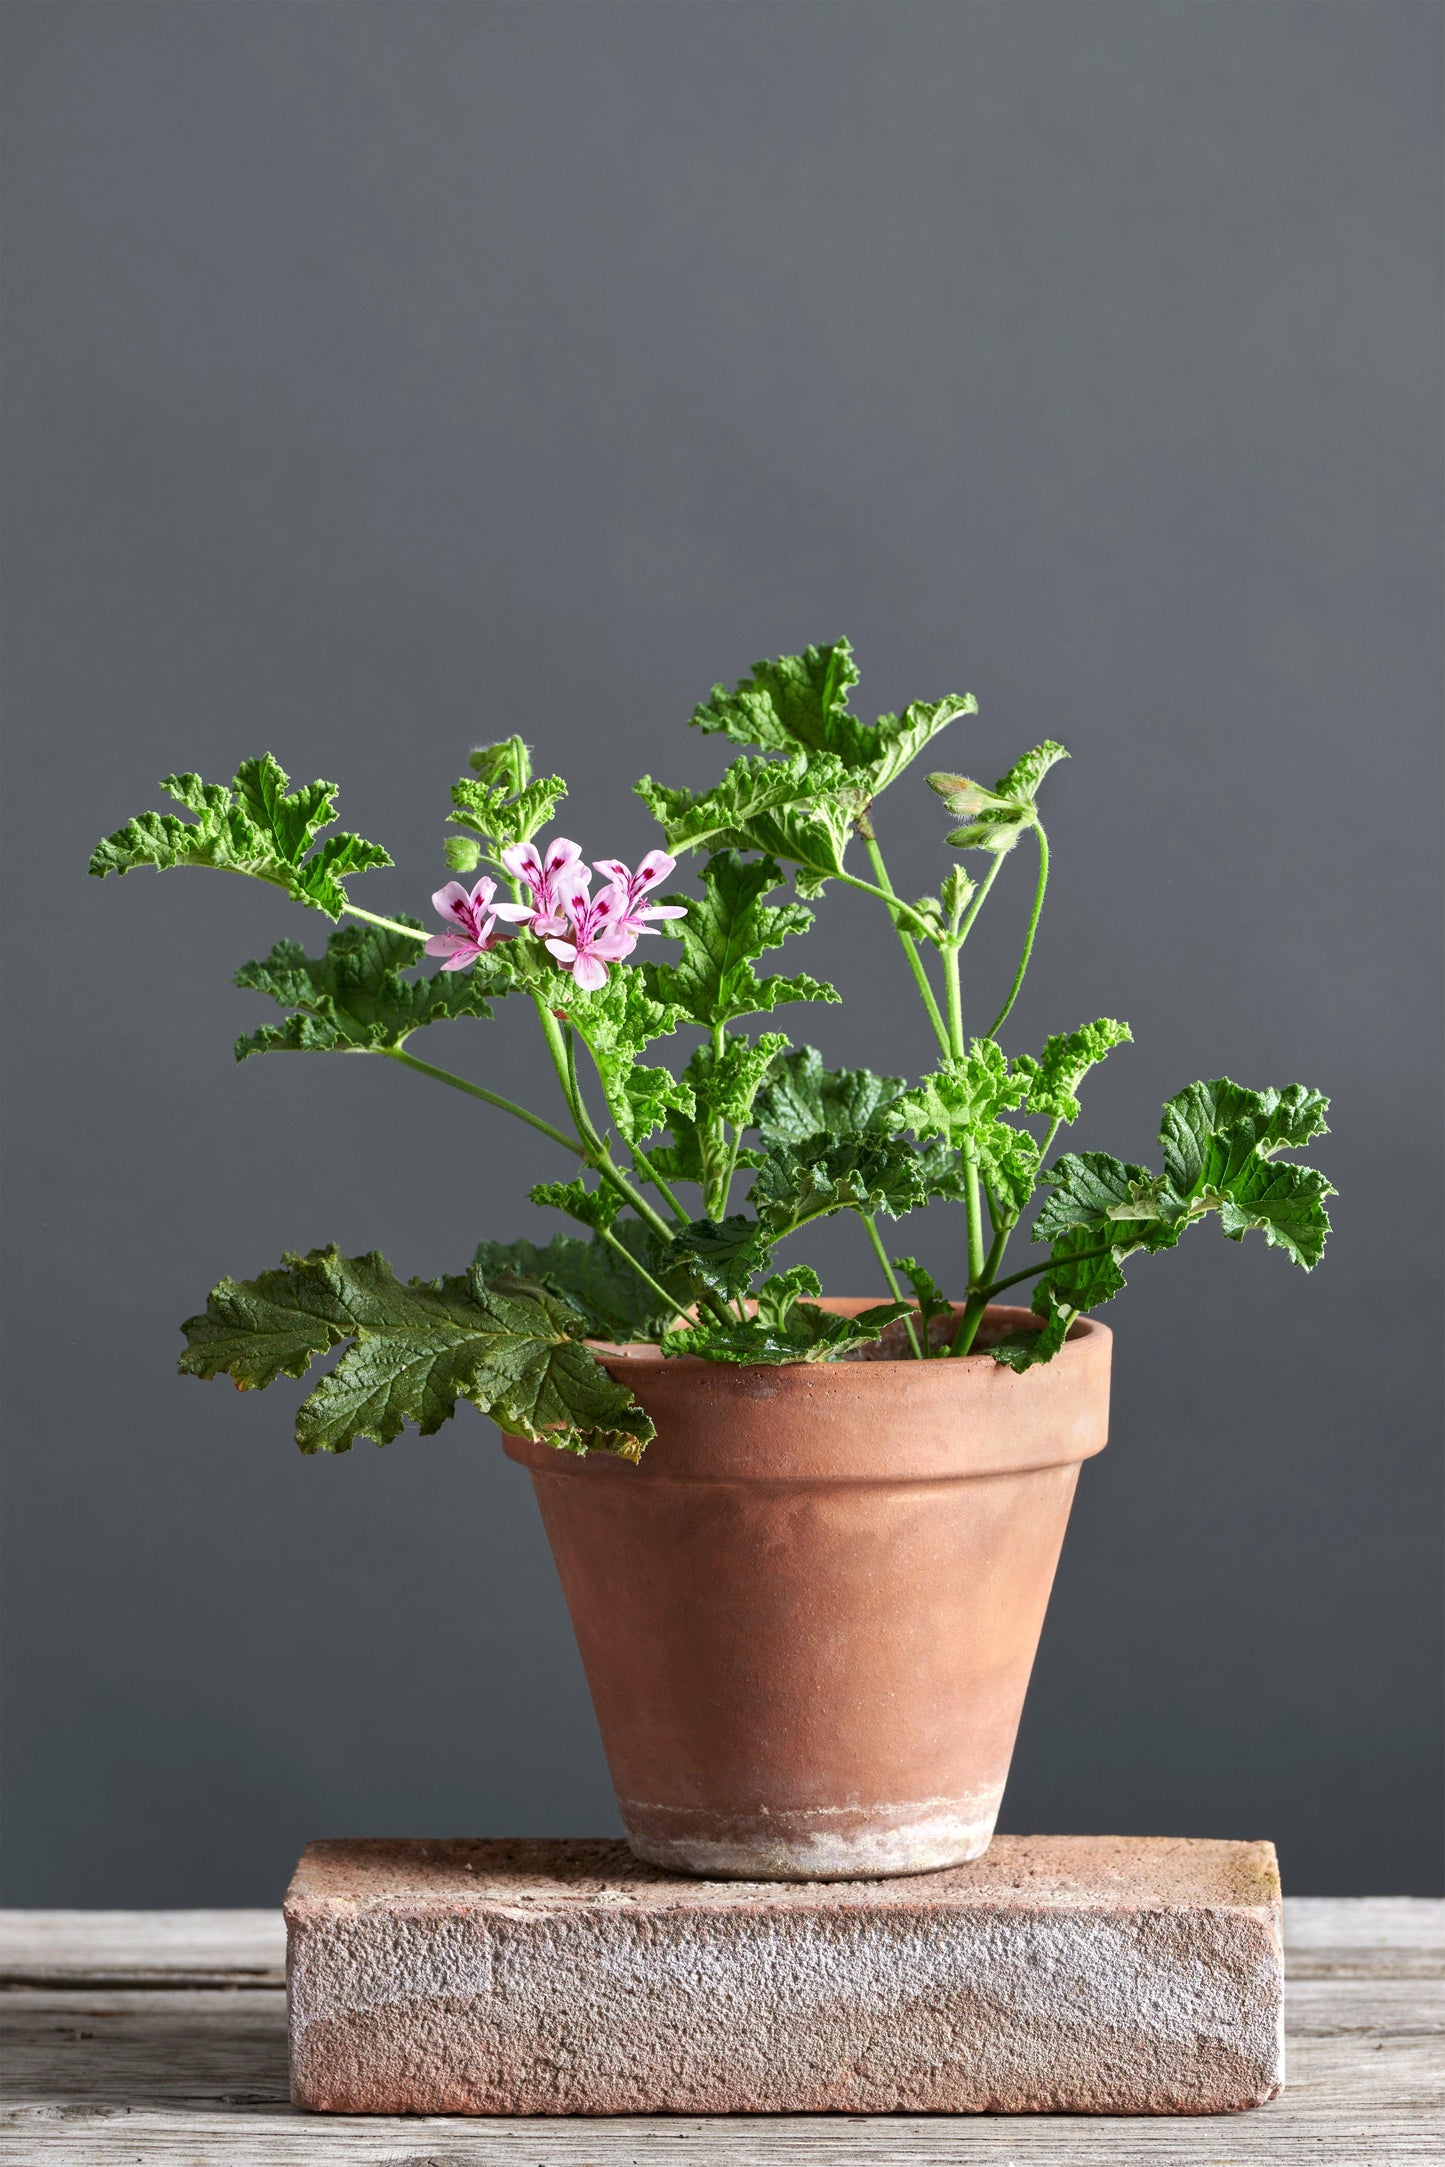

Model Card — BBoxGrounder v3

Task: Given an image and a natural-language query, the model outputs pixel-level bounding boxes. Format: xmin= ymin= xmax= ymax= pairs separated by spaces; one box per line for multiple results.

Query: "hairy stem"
xmin=986 ymin=823 xmax=1050 ymax=1037
xmin=944 ymin=942 xmax=965 ymax=1062
xmin=343 ymin=904 xmax=431 ymax=943
xmin=834 ymin=868 xmax=937 ymax=943
xmin=983 ymin=1244 xmax=1115 ymax=1299
xmin=860 ymin=1213 xmax=922 ymax=1357
xmin=861 ymin=834 xmax=950 ymax=1057
xmin=381 ymin=1048 xmax=585 ymax=1154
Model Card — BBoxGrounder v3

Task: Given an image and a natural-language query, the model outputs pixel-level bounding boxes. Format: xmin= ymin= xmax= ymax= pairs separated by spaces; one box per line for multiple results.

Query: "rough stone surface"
xmin=285 ymin=1835 xmax=1284 ymax=2116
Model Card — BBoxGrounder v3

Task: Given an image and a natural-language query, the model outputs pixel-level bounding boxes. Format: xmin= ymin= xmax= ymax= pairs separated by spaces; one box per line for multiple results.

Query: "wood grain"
xmin=2 ymin=1900 xmax=1441 ymax=2163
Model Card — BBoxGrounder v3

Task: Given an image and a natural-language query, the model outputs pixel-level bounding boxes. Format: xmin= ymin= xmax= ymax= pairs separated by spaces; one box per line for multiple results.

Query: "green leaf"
xmin=891 ymin=1041 xmax=1040 ymax=1214
xmin=928 ymin=740 xmax=1069 ymax=854
xmin=1011 ymin=1076 xmax=1334 ymax=1367
xmin=562 ymin=972 xmax=693 ymax=1145
xmin=180 ymin=1246 xmax=654 ymax=1458
xmin=753 ymin=1045 xmax=907 ymax=1147
xmin=749 ymin=1135 xmax=932 ymax=1232
xmin=449 ymin=772 xmax=568 ymax=856
xmin=662 ymin=1274 xmax=909 ymax=1365
xmin=1015 ymin=1018 xmax=1133 ymax=1126
xmin=638 ymin=751 xmax=865 ymax=893
xmin=90 ymin=756 xmax=392 ymax=918
xmin=1158 ymin=1079 xmax=1331 ymax=1196
xmin=688 ymin=639 xmax=975 ymax=797
xmin=473 ymin=1227 xmax=691 ymax=1341
xmin=528 ymin=1178 xmax=623 ymax=1232
xmin=233 ymin=922 xmax=509 ymax=1059
xmin=643 ymin=851 xmax=838 ymax=1027
xmin=891 ymin=1256 xmax=953 ymax=1335
xmin=667 ymin=1216 xmax=773 ymax=1299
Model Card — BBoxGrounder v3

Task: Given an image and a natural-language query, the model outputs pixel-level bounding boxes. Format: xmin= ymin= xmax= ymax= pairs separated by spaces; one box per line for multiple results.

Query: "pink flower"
xmin=545 ymin=882 xmax=638 ymax=992
xmin=591 ymin=850 xmax=687 ymax=937
xmin=426 ymin=877 xmax=506 ymax=970
xmin=492 ymin=837 xmax=591 ymax=937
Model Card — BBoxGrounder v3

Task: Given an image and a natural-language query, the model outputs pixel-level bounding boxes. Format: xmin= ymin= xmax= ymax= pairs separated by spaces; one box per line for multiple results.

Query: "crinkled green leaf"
xmin=667 ymin=1216 xmax=772 ymax=1299
xmin=639 ymin=751 xmax=866 ymax=893
xmin=180 ymin=1246 xmax=654 ymax=1457
xmin=891 ymin=1042 xmax=1040 ymax=1213
xmin=663 ymin=1275 xmax=909 ymax=1365
xmin=928 ymin=740 xmax=1070 ymax=854
xmin=1159 ymin=1079 xmax=1331 ymax=1196
xmin=450 ymin=773 xmax=567 ymax=854
xmin=749 ymin=1135 xmax=932 ymax=1232
xmin=1012 ymin=1076 xmax=1334 ymax=1367
xmin=643 ymin=851 xmax=837 ymax=1027
xmin=688 ymin=639 xmax=974 ymax=798
xmin=562 ymin=972 xmax=692 ymax=1145
xmin=474 ymin=1226 xmax=691 ymax=1341
xmin=891 ymin=1256 xmax=953 ymax=1334
xmin=753 ymin=1046 xmax=907 ymax=1147
xmin=528 ymin=1178 xmax=623 ymax=1232
xmin=90 ymin=756 xmax=393 ymax=918
xmin=1013 ymin=1018 xmax=1132 ymax=1126
xmin=233 ymin=922 xmax=509 ymax=1059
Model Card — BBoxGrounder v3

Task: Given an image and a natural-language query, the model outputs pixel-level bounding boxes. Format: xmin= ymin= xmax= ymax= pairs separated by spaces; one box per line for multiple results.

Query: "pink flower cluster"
xmin=426 ymin=837 xmax=683 ymax=992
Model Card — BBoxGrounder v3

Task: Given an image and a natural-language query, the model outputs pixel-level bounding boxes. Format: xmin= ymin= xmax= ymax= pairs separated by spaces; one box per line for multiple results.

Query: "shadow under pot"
xmin=503 ymin=1300 xmax=1111 ymax=1881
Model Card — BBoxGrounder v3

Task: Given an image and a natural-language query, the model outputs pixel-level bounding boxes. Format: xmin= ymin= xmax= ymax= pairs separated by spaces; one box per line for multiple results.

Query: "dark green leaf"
xmin=667 ymin=1216 xmax=772 ymax=1299
xmin=180 ymin=1246 xmax=654 ymax=1458
xmin=749 ymin=1135 xmax=932 ymax=1232
xmin=753 ymin=1045 xmax=907 ymax=1147
xmin=474 ymin=1226 xmax=691 ymax=1341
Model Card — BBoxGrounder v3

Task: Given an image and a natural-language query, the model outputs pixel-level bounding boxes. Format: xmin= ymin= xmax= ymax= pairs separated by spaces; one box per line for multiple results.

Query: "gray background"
xmin=4 ymin=0 xmax=1440 ymax=1904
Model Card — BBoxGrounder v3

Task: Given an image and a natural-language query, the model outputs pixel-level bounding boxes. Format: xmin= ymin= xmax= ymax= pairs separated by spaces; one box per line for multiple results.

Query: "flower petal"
xmin=425 ymin=931 xmax=471 ymax=957
xmin=571 ymin=954 xmax=609 ymax=991
xmin=544 ymin=937 xmax=579 ymax=963
xmin=468 ymin=877 xmax=497 ymax=910
xmin=441 ymin=944 xmax=481 ymax=971
xmin=591 ymin=927 xmax=638 ymax=960
xmin=634 ymin=850 xmax=676 ymax=891
xmin=432 ymin=882 xmax=473 ymax=924
xmin=543 ymin=837 xmax=583 ymax=876
xmin=592 ymin=857 xmax=630 ymax=887
xmin=500 ymin=842 xmax=542 ymax=884
xmin=490 ymin=901 xmax=535 ymax=923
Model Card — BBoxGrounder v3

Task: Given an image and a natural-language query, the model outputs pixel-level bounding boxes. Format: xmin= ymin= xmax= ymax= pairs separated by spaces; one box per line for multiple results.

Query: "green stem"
xmin=531 ymin=997 xmax=677 ymax=1245
xmin=983 ymin=1244 xmax=1115 ymax=1300
xmin=835 ymin=868 xmax=937 ymax=943
xmin=594 ymin=1224 xmax=692 ymax=1331
xmin=963 ymin=1153 xmax=987 ymax=1285
xmin=343 ymin=904 xmax=430 ymax=943
xmin=860 ymin=1214 xmax=922 ymax=1357
xmin=954 ymin=852 xmax=1006 ymax=948
xmin=944 ymin=942 xmax=965 ymax=1062
xmin=381 ymin=1048 xmax=585 ymax=1154
xmin=986 ymin=823 xmax=1050 ymax=1037
xmin=861 ymin=835 xmax=950 ymax=1057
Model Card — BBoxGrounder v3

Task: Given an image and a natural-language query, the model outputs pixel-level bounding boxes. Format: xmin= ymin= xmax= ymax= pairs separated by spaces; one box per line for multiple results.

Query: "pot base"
xmin=620 ymin=1788 xmax=1005 ymax=1880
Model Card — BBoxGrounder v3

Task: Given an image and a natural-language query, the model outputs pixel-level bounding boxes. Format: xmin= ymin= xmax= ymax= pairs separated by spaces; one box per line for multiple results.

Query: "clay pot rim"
xmin=587 ymin=1298 xmax=1107 ymax=1374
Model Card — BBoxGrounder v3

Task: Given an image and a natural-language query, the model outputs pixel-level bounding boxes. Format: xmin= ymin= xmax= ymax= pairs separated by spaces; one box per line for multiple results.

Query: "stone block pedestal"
xmin=284 ymin=1834 xmax=1284 ymax=2116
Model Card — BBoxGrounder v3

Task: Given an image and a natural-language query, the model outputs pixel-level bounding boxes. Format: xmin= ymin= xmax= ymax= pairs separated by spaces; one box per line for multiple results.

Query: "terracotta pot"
xmin=503 ymin=1301 xmax=1110 ymax=1881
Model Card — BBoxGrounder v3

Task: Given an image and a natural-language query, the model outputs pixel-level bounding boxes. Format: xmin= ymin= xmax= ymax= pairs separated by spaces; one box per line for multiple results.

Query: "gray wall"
xmin=4 ymin=0 xmax=1440 ymax=1904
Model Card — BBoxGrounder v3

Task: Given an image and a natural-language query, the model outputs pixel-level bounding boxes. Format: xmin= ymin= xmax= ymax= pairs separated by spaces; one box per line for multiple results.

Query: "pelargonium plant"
xmin=91 ymin=639 xmax=1333 ymax=1461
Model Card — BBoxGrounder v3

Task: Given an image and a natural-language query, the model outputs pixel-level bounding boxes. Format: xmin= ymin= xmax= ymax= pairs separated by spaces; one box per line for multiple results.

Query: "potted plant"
xmin=91 ymin=638 xmax=1332 ymax=1879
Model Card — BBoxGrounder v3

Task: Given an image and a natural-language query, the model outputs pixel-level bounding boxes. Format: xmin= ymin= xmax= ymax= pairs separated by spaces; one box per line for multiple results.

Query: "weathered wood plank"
xmin=0 ymin=1910 xmax=286 ymax=1988
xmin=1 ymin=1903 xmax=1441 ymax=2163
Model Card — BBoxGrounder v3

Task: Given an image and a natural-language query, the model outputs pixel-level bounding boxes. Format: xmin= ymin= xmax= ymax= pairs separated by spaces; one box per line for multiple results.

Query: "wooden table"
xmin=1 ymin=1900 xmax=1440 ymax=2162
